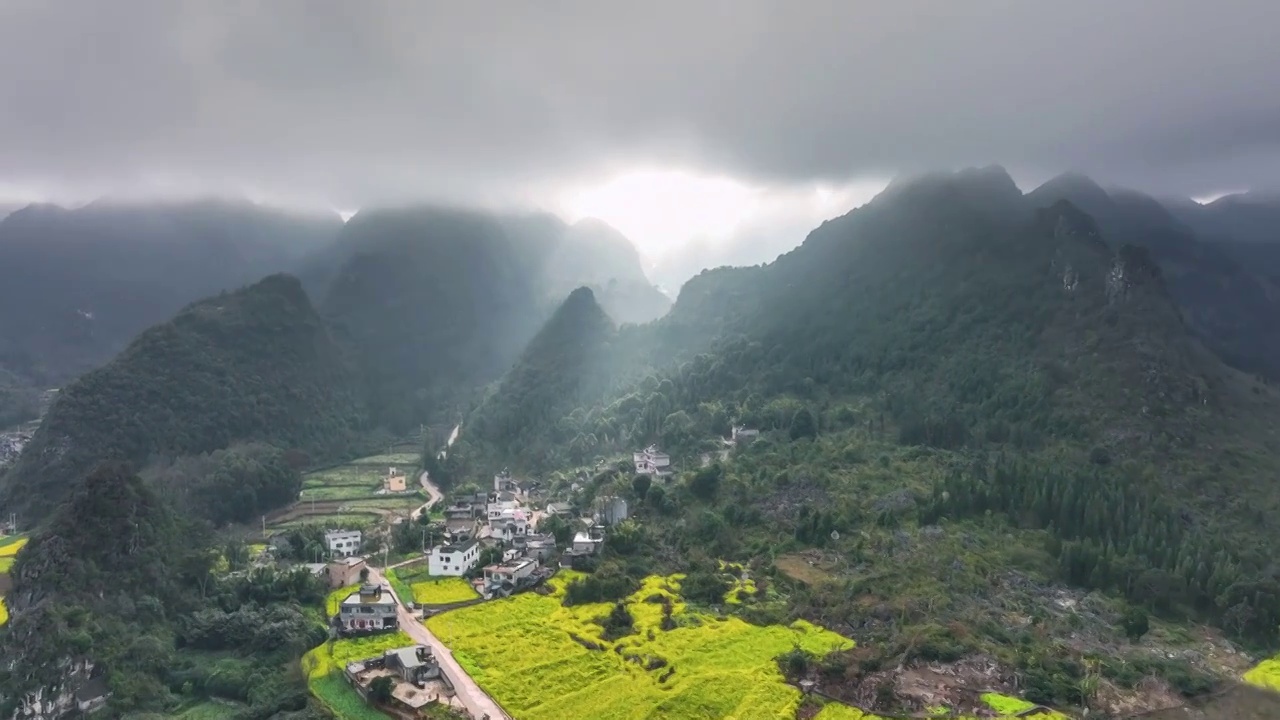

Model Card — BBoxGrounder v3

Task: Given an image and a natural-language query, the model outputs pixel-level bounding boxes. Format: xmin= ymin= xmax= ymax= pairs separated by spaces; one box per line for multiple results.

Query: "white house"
xmin=427 ymin=540 xmax=480 ymax=576
xmin=633 ymin=444 xmax=672 ymax=476
xmin=572 ymin=524 xmax=606 ymax=555
xmin=325 ymin=529 xmax=362 ymax=557
xmin=731 ymin=425 xmax=760 ymax=444
xmin=488 ymin=506 xmax=530 ymax=542
xmin=483 ymin=558 xmax=537 ymax=586
xmin=338 ymin=584 xmax=398 ymax=633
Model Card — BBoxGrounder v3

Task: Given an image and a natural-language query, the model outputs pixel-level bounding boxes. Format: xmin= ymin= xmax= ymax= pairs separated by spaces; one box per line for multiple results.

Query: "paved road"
xmin=410 ymin=470 xmax=444 ymax=521
xmin=367 ymin=566 xmax=510 ymax=720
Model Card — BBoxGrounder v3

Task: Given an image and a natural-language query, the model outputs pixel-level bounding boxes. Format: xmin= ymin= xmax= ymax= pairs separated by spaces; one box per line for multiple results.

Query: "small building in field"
xmin=427 ymin=540 xmax=480 ymax=576
xmin=338 ymin=584 xmax=398 ymax=634
xmin=633 ymin=445 xmax=672 ymax=477
xmin=384 ymin=466 xmax=408 ymax=493
xmin=326 ymin=555 xmax=367 ymax=589
xmin=325 ymin=529 xmax=362 ymax=558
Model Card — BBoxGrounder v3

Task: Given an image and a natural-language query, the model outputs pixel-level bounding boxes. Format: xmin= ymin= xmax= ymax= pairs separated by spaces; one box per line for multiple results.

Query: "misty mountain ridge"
xmin=314 ymin=203 xmax=669 ymax=431
xmin=0 ymin=197 xmax=343 ymax=391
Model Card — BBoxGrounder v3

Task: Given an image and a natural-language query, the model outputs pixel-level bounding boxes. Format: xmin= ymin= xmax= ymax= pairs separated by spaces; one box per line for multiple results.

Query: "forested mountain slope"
xmin=473 ymin=167 xmax=1280 ymax=652
xmin=1027 ymin=176 xmax=1280 ymax=380
xmin=0 ymin=274 xmax=364 ymax=521
xmin=0 ymin=199 xmax=341 ymax=390
xmin=318 ymin=205 xmax=667 ymax=431
xmin=0 ymin=462 xmax=327 ymax=718
xmin=470 ymin=287 xmax=617 ymax=460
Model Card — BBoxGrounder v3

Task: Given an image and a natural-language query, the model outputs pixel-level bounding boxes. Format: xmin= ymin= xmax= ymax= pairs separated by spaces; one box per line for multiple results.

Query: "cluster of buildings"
xmin=428 ymin=470 xmax=560 ymax=600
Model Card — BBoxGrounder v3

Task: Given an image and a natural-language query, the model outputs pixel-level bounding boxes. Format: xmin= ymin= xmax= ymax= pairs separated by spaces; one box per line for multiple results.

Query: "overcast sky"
xmin=2 ymin=0 xmax=1279 ymax=263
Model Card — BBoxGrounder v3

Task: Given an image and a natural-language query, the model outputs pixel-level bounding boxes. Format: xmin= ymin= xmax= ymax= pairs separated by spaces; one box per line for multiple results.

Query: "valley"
xmin=1 ymin=168 xmax=1280 ymax=720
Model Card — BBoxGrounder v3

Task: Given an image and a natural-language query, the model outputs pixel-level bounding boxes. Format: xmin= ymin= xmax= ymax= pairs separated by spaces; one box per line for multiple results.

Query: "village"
xmin=263 ymin=437 xmax=749 ymax=720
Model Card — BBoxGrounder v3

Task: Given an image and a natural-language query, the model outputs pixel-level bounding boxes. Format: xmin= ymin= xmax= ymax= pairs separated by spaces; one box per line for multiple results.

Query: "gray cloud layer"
xmin=2 ymin=0 xmax=1279 ymax=206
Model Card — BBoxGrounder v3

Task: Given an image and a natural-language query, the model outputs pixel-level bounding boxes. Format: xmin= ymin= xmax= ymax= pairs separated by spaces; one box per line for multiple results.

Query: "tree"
xmin=632 ymin=474 xmax=652 ymax=501
xmin=1122 ymin=607 xmax=1150 ymax=641
xmin=789 ymin=407 xmax=817 ymax=441
xmin=689 ymin=464 xmax=723 ymax=501
xmin=369 ymin=676 xmax=395 ymax=703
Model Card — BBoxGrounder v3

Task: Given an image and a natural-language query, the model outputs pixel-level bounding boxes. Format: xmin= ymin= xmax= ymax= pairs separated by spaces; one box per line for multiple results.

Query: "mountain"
xmin=0 ymin=199 xmax=342 ymax=389
xmin=316 ymin=205 xmax=668 ymax=431
xmin=0 ymin=274 xmax=364 ymax=521
xmin=469 ymin=167 xmax=1280 ymax=701
xmin=0 ymin=462 xmax=326 ymax=717
xmin=470 ymin=286 xmax=617 ymax=461
xmin=1027 ymin=174 xmax=1280 ymax=380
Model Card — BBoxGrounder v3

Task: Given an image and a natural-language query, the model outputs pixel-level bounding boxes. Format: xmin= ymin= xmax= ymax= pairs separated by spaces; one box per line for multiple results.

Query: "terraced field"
xmin=267 ymin=453 xmax=423 ymax=531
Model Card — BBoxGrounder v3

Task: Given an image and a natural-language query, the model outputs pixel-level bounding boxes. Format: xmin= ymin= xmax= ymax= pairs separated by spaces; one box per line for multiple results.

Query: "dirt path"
xmin=367 ymin=566 xmax=510 ymax=719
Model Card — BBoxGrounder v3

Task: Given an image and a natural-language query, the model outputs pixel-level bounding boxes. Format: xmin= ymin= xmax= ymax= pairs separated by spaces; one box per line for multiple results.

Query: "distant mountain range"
xmin=0 ymin=198 xmax=342 ymax=390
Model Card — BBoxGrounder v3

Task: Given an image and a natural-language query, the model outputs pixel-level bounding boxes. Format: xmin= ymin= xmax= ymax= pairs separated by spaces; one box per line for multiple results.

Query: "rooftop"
xmin=331 ymin=555 xmax=366 ymax=567
xmin=435 ymin=539 xmax=478 ymax=554
xmin=387 ymin=645 xmax=432 ymax=670
xmin=342 ymin=585 xmax=396 ymax=607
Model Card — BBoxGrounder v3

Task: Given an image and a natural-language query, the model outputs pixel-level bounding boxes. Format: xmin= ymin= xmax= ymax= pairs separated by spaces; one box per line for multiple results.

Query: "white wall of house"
xmin=325 ymin=530 xmax=362 ymax=557
xmin=427 ymin=542 xmax=480 ymax=576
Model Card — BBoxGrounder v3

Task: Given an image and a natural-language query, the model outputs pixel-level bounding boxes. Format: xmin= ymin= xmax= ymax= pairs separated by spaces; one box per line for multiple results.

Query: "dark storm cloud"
xmin=1 ymin=0 xmax=1278 ymax=205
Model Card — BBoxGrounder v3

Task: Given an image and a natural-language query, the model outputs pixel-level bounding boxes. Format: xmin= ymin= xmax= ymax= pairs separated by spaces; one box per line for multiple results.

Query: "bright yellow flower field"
xmin=427 ymin=572 xmax=852 ymax=720
xmin=1245 ymin=653 xmax=1280 ymax=692
xmin=410 ymin=576 xmax=479 ymax=605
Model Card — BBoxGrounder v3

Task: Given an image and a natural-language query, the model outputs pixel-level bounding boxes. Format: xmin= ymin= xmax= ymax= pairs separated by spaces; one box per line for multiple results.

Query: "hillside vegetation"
xmin=0 ymin=463 xmax=329 ymax=718
xmin=0 ymin=274 xmax=365 ymax=521
xmin=462 ymin=167 xmax=1280 ymax=715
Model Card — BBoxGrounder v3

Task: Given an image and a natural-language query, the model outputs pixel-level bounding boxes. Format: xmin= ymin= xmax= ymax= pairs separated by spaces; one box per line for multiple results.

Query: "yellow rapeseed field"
xmin=427 ymin=572 xmax=851 ymax=720
xmin=0 ymin=536 xmax=28 ymax=557
xmin=409 ymin=576 xmax=479 ymax=605
xmin=1245 ymin=653 xmax=1280 ymax=692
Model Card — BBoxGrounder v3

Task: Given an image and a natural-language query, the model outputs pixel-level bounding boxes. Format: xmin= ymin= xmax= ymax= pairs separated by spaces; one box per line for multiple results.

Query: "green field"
xmin=274 ymin=513 xmax=383 ymax=530
xmin=299 ymin=455 xmax=421 ymax=503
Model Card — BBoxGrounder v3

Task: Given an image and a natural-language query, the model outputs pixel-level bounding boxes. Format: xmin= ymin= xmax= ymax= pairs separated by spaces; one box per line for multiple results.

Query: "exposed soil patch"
xmin=776 ymin=550 xmax=839 ymax=586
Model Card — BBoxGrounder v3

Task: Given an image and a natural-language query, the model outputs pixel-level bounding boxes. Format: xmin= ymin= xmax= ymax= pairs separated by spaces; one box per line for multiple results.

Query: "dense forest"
xmin=0 ymin=274 xmax=366 ymax=521
xmin=0 ymin=462 xmax=329 ymax=719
